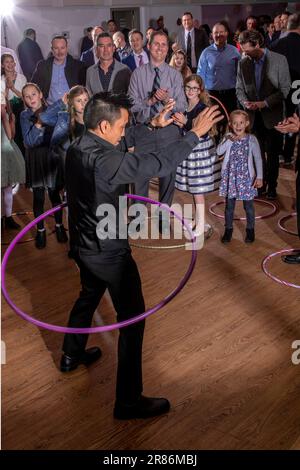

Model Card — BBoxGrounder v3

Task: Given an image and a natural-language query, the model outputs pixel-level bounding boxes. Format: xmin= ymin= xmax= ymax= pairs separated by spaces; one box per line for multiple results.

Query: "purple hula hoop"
xmin=1 ymin=195 xmax=197 ymax=333
xmin=209 ymin=198 xmax=277 ymax=220
xmin=262 ymin=248 xmax=300 ymax=289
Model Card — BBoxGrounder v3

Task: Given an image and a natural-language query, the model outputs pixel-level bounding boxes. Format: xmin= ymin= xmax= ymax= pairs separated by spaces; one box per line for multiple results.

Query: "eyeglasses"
xmin=185 ymin=85 xmax=200 ymax=92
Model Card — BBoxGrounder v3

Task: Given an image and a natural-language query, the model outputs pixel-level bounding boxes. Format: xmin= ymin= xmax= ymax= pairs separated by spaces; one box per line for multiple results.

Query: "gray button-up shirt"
xmin=128 ymin=61 xmax=187 ymax=123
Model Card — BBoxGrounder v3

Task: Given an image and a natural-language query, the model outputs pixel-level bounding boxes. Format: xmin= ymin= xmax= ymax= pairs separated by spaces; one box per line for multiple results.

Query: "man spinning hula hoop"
xmin=61 ymin=92 xmax=222 ymax=419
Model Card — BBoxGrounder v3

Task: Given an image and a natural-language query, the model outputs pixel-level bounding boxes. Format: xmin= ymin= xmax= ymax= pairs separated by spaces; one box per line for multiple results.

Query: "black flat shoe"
xmin=55 ymin=225 xmax=68 ymax=243
xmin=245 ymin=229 xmax=255 ymax=243
xmin=35 ymin=230 xmax=46 ymax=249
xmin=114 ymin=395 xmax=170 ymax=420
xmin=5 ymin=216 xmax=20 ymax=230
xmin=266 ymin=190 xmax=277 ymax=200
xmin=281 ymin=252 xmax=300 ymax=264
xmin=60 ymin=346 xmax=102 ymax=372
xmin=221 ymin=228 xmax=233 ymax=243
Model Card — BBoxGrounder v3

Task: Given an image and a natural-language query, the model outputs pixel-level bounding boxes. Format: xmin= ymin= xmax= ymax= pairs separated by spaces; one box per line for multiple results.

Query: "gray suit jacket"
xmin=86 ymin=59 xmax=131 ymax=95
xmin=236 ymin=49 xmax=291 ymax=129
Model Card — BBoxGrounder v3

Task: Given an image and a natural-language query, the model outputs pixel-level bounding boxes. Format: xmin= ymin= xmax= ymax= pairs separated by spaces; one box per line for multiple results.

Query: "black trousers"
xmin=297 ymin=169 xmax=300 ymax=239
xmin=32 ymin=187 xmax=63 ymax=230
xmin=208 ymin=89 xmax=237 ymax=142
xmin=134 ymin=125 xmax=181 ymax=207
xmin=224 ymin=198 xmax=255 ymax=230
xmin=283 ymin=92 xmax=297 ymax=163
xmin=296 ymin=130 xmax=300 ymax=238
xmin=62 ymin=248 xmax=145 ymax=404
xmin=252 ymin=112 xmax=283 ymax=192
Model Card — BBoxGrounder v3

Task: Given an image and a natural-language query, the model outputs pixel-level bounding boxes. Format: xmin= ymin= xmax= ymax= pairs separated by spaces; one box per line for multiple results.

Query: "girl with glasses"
xmin=173 ymin=74 xmax=221 ymax=237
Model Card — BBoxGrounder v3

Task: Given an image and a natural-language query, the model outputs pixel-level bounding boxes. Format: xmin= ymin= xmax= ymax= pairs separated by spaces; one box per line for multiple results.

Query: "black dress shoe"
xmin=257 ymin=186 xmax=267 ymax=197
xmin=55 ymin=225 xmax=68 ymax=243
xmin=221 ymin=228 xmax=233 ymax=243
xmin=282 ymin=251 xmax=300 ymax=264
xmin=245 ymin=228 xmax=255 ymax=243
xmin=5 ymin=216 xmax=20 ymax=230
xmin=35 ymin=230 xmax=46 ymax=249
xmin=60 ymin=346 xmax=102 ymax=372
xmin=114 ymin=395 xmax=170 ymax=420
xmin=266 ymin=189 xmax=277 ymax=200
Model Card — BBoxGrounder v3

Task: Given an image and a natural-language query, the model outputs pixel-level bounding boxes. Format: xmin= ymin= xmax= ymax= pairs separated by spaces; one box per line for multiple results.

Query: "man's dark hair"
xmin=213 ymin=21 xmax=230 ymax=33
xmin=281 ymin=11 xmax=292 ymax=17
xmin=51 ymin=35 xmax=68 ymax=46
xmin=107 ymin=19 xmax=117 ymax=25
xmin=148 ymin=30 xmax=169 ymax=46
xmin=96 ymin=32 xmax=112 ymax=44
xmin=246 ymin=15 xmax=257 ymax=23
xmin=182 ymin=12 xmax=193 ymax=19
xmin=129 ymin=29 xmax=143 ymax=40
xmin=84 ymin=92 xmax=132 ymax=129
xmin=287 ymin=13 xmax=300 ymax=30
xmin=238 ymin=30 xmax=264 ymax=47
xmin=24 ymin=28 xmax=35 ymax=38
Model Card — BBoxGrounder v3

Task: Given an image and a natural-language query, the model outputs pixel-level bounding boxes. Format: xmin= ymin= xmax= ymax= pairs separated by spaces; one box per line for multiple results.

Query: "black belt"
xmin=209 ymin=89 xmax=235 ymax=95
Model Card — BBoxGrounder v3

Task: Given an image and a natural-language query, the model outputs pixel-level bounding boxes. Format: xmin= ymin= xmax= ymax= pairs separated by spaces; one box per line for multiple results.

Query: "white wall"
xmin=2 ymin=5 xmax=111 ymax=59
xmin=1 ymin=3 xmax=291 ymax=59
xmin=2 ymin=4 xmax=203 ymax=57
xmin=140 ymin=6 xmax=203 ymax=41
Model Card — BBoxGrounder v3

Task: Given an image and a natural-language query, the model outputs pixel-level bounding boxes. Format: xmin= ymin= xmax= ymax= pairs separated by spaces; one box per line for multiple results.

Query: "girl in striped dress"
xmin=173 ymin=74 xmax=221 ymax=236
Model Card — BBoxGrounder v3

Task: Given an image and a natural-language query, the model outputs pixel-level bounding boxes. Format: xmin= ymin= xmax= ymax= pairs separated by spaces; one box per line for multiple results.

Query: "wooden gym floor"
xmin=1 ymin=166 xmax=300 ymax=450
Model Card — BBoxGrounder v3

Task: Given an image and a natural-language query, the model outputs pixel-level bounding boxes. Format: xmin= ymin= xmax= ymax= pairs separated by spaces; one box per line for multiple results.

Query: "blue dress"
xmin=219 ymin=135 xmax=257 ymax=200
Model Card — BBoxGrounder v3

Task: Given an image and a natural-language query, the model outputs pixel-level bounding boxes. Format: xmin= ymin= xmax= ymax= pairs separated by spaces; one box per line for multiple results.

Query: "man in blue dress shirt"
xmin=197 ymin=22 xmax=240 ymax=125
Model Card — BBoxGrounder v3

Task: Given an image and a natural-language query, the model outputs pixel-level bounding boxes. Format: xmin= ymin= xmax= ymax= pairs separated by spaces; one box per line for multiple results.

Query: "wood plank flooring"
xmin=1 ymin=166 xmax=300 ymax=450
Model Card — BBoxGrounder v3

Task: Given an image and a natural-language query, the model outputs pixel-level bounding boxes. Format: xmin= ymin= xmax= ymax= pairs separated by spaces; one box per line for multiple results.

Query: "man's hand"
xmin=154 ymin=88 xmax=169 ymax=103
xmin=244 ymin=101 xmax=266 ymax=110
xmin=150 ymin=99 xmax=175 ymax=128
xmin=254 ymin=101 xmax=266 ymax=110
xmin=275 ymin=113 xmax=300 ymax=134
xmin=191 ymin=105 xmax=223 ymax=138
xmin=244 ymin=101 xmax=256 ymax=110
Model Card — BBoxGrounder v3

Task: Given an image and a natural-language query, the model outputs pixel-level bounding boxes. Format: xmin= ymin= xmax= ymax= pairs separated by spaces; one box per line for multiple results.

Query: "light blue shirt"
xmin=197 ymin=43 xmax=240 ymax=91
xmin=47 ymin=59 xmax=69 ymax=105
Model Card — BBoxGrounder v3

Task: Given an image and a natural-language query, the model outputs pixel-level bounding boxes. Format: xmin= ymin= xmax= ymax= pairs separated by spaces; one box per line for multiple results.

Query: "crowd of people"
xmin=1 ymin=9 xmax=299 ymax=419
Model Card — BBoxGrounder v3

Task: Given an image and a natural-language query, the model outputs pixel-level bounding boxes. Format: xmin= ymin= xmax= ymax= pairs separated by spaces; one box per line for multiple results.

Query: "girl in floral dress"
xmin=217 ymin=110 xmax=263 ymax=243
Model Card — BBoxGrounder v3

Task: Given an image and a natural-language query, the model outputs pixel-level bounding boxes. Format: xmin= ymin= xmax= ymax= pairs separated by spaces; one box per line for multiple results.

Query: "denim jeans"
xmin=225 ymin=198 xmax=255 ymax=230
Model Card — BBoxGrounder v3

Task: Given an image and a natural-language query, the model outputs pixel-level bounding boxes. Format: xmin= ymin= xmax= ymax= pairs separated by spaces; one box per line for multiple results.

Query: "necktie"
xmin=186 ymin=32 xmax=192 ymax=69
xmin=138 ymin=54 xmax=144 ymax=67
xmin=150 ymin=67 xmax=161 ymax=118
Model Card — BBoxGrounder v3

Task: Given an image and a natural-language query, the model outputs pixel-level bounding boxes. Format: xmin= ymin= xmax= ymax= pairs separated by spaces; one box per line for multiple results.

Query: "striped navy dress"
xmin=175 ymin=102 xmax=221 ymax=195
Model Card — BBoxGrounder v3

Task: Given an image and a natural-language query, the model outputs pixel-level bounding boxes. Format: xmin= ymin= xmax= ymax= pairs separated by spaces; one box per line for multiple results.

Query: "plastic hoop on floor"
xmin=262 ymin=249 xmax=300 ymax=289
xmin=1 ymin=211 xmax=54 ymax=246
xmin=130 ymin=224 xmax=213 ymax=249
xmin=209 ymin=199 xmax=277 ymax=220
xmin=278 ymin=212 xmax=298 ymax=236
xmin=1 ymin=195 xmax=198 ymax=333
